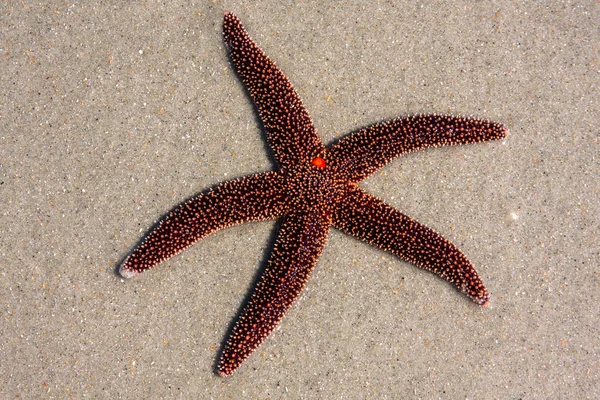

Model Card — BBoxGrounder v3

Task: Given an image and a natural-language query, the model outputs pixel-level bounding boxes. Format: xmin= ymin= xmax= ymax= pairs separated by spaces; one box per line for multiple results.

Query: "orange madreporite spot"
xmin=311 ymin=157 xmax=326 ymax=168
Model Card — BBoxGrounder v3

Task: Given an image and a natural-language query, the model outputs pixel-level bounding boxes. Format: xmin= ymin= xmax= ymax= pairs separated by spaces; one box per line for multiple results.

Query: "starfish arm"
xmin=223 ymin=12 xmax=325 ymax=168
xmin=219 ymin=210 xmax=331 ymax=376
xmin=332 ymin=186 xmax=489 ymax=305
xmin=328 ymin=114 xmax=507 ymax=183
xmin=119 ymin=171 xmax=287 ymax=278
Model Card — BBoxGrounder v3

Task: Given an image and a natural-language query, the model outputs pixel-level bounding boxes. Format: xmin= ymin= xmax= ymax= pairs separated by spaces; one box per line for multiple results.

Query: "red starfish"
xmin=120 ymin=12 xmax=507 ymax=376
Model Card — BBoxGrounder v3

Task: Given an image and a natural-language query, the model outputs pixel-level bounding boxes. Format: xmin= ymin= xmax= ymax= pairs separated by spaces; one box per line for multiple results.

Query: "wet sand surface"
xmin=1 ymin=2 xmax=598 ymax=398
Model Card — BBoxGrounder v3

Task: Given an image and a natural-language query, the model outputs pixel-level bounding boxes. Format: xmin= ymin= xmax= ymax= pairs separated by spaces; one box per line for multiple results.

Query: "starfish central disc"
xmin=285 ymin=165 xmax=346 ymax=212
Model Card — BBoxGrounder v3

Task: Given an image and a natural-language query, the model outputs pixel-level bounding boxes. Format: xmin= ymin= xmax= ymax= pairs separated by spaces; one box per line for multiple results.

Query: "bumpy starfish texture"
xmin=120 ymin=12 xmax=508 ymax=376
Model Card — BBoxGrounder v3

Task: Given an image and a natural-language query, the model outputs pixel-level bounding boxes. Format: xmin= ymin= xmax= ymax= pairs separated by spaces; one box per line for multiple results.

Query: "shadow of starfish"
xmin=119 ymin=12 xmax=508 ymax=376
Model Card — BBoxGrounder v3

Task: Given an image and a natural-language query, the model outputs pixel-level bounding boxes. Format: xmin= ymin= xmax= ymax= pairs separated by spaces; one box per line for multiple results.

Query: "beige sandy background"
xmin=1 ymin=1 xmax=598 ymax=398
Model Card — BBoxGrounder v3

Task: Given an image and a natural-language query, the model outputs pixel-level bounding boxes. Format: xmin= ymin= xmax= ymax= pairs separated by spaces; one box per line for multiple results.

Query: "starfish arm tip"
xmin=218 ymin=359 xmax=238 ymax=377
xmin=471 ymin=291 xmax=490 ymax=307
xmin=495 ymin=122 xmax=509 ymax=137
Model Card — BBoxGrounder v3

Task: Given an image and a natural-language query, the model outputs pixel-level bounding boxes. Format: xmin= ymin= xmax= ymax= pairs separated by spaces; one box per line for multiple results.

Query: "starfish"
xmin=119 ymin=12 xmax=507 ymax=376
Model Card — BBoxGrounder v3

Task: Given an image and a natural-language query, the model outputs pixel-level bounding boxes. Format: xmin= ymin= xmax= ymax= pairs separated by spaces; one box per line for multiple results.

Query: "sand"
xmin=1 ymin=1 xmax=598 ymax=398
